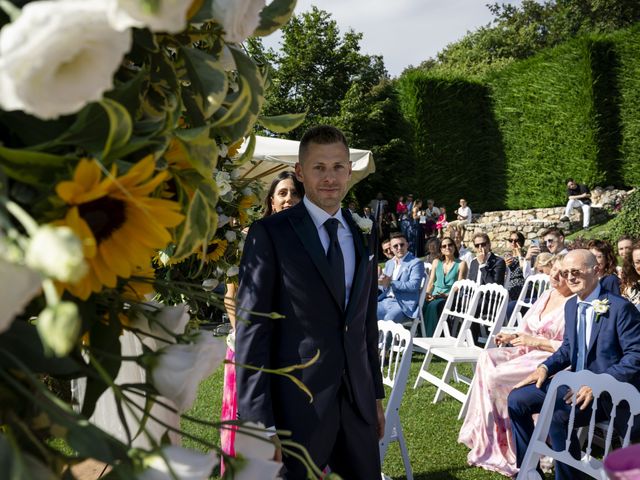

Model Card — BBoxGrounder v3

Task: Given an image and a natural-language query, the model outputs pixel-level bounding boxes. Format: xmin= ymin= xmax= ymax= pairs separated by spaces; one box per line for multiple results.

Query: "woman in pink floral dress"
xmin=458 ymin=255 xmax=573 ymax=477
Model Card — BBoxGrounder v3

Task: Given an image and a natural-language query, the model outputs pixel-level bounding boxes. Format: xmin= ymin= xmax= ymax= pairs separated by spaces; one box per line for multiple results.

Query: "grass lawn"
xmin=183 ymin=354 xmax=510 ymax=480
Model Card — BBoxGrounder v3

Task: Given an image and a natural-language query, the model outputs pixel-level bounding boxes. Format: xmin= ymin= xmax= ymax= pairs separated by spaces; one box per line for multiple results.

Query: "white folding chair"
xmin=378 ymin=320 xmax=413 ymax=480
xmin=425 ymin=284 xmax=509 ymax=419
xmin=423 ymin=262 xmax=432 ymax=281
xmin=506 ymin=273 xmax=551 ymax=328
xmin=403 ymin=275 xmax=429 ymax=337
xmin=518 ymin=370 xmax=640 ymax=480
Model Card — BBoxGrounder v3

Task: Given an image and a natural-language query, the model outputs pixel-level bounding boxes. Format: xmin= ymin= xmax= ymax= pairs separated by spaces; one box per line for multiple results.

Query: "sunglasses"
xmin=391 ymin=243 xmax=407 ymax=249
xmin=383 ymin=247 xmax=392 ymax=253
xmin=508 ymin=238 xmax=520 ymax=243
xmin=559 ymin=268 xmax=587 ymax=278
xmin=441 ymin=243 xmax=454 ymax=249
xmin=544 ymin=238 xmax=557 ymax=244
xmin=474 ymin=241 xmax=488 ymax=248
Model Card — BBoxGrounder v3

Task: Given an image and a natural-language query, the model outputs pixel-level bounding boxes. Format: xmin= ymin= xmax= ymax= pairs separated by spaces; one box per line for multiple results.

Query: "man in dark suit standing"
xmin=468 ymin=232 xmax=506 ymax=285
xmin=235 ymin=125 xmax=384 ymax=479
xmin=508 ymin=249 xmax=640 ymax=479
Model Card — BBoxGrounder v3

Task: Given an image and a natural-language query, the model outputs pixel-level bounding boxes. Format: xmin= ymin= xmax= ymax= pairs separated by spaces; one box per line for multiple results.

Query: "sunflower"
xmin=197 ymin=239 xmax=228 ymax=263
xmin=237 ymin=194 xmax=258 ymax=226
xmin=55 ymin=156 xmax=184 ymax=300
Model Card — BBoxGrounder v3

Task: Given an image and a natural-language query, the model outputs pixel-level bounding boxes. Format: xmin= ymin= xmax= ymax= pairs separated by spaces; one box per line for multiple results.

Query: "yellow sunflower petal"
xmin=92 ymin=254 xmax=118 ymax=288
xmin=56 ymin=181 xmax=85 ymax=203
xmin=118 ymin=155 xmax=156 ymax=187
xmin=99 ymin=239 xmax=131 ymax=278
xmin=64 ymin=208 xmax=97 ymax=259
xmin=122 ymin=171 xmax=170 ymax=197
xmin=74 ymin=158 xmax=102 ymax=190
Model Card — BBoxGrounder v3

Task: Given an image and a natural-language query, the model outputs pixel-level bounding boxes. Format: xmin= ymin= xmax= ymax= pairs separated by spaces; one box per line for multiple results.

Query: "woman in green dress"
xmin=423 ymin=237 xmax=468 ymax=336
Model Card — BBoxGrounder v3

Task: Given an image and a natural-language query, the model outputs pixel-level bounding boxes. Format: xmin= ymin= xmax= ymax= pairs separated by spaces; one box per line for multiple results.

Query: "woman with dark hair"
xmin=380 ymin=204 xmax=398 ymax=243
xmin=587 ymin=239 xmax=620 ymax=295
xmin=621 ymin=242 xmax=640 ymax=307
xmin=505 ymin=231 xmax=526 ymax=301
xmin=263 ymin=170 xmax=304 ymax=217
xmin=220 ymin=170 xmax=303 ymax=472
xmin=423 ymin=237 xmax=468 ymax=336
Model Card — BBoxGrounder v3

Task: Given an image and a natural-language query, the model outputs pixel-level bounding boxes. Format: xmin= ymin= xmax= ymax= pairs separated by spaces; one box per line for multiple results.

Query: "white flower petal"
xmin=107 ymin=0 xmax=193 ymax=33
xmin=26 ymin=226 xmax=87 ymax=282
xmin=0 ymin=258 xmax=41 ymax=334
xmin=234 ymin=422 xmax=276 ymax=461
xmin=210 ymin=0 xmax=266 ymax=44
xmin=139 ymin=445 xmax=218 ymax=480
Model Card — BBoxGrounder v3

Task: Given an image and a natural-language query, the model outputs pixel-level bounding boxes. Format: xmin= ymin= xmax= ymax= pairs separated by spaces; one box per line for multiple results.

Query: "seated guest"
xmin=505 ymin=231 xmax=527 ymax=301
xmin=449 ymin=198 xmax=472 ymax=229
xmin=459 ymin=255 xmax=572 ymax=477
xmin=468 ymin=233 xmax=506 ymax=285
xmin=424 ymin=237 xmax=441 ymax=264
xmin=617 ymin=235 xmax=634 ymax=274
xmin=395 ymin=195 xmax=407 ymax=216
xmin=379 ymin=204 xmax=397 ymax=245
xmin=450 ymin=226 xmax=473 ymax=266
xmin=423 ymin=237 xmax=468 ymax=336
xmin=409 ymin=199 xmax=425 ymax=257
xmin=377 ymin=232 xmax=426 ymax=323
xmin=523 ymin=227 xmax=569 ymax=277
xmin=423 ymin=199 xmax=440 ymax=237
xmin=560 ymin=178 xmax=591 ymax=230
xmin=534 ymin=252 xmax=555 ymax=275
xmin=508 ymin=250 xmax=640 ymax=479
xmin=435 ymin=206 xmax=448 ymax=238
xmin=381 ymin=238 xmax=393 ymax=260
xmin=588 ymin=239 xmax=621 ymax=295
xmin=621 ymin=241 xmax=640 ymax=307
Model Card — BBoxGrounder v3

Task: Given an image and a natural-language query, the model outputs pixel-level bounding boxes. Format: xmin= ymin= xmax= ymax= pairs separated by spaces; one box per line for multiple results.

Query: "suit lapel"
xmin=587 ymin=292 xmax=608 ymax=352
xmin=343 ymin=209 xmax=367 ymax=322
xmin=566 ymin=297 xmax=578 ymax=366
xmin=289 ymin=204 xmax=344 ymax=310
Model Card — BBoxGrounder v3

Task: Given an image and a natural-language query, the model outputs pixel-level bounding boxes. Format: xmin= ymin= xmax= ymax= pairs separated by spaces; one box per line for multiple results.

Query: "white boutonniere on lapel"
xmin=352 ymin=213 xmax=373 ymax=235
xmin=592 ymin=298 xmax=610 ymax=323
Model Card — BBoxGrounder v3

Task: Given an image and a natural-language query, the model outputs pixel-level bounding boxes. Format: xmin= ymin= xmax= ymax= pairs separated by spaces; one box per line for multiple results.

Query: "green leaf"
xmin=233 ymin=133 xmax=256 ymax=166
xmin=173 ymin=189 xmax=215 ymax=260
xmin=209 ymin=76 xmax=252 ymax=128
xmin=172 ymin=128 xmax=219 ymax=178
xmin=0 ymin=146 xmax=72 ymax=186
xmin=181 ymin=46 xmax=228 ymax=119
xmin=258 ymin=112 xmax=307 ymax=133
xmin=97 ymin=98 xmax=134 ymax=159
xmin=253 ymin=0 xmax=297 ymax=37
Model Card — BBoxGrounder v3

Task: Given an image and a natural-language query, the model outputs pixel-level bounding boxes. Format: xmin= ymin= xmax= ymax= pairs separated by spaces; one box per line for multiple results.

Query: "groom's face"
xmin=296 ymin=141 xmax=352 ymax=215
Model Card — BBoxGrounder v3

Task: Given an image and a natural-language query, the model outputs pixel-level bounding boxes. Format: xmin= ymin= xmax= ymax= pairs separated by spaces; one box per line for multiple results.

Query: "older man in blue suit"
xmin=508 ymin=249 xmax=640 ymax=479
xmin=377 ymin=232 xmax=426 ymax=323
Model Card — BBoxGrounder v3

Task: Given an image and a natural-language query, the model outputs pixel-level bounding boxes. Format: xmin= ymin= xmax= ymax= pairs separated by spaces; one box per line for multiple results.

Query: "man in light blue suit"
xmin=377 ymin=232 xmax=425 ymax=323
xmin=508 ymin=249 xmax=640 ymax=479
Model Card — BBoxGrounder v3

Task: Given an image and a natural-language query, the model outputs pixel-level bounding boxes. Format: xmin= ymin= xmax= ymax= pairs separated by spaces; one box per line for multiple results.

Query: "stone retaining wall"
xmin=454 ymin=187 xmax=632 ymax=253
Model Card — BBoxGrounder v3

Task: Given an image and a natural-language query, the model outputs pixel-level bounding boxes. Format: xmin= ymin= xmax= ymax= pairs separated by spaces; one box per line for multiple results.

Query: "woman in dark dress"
xmin=588 ymin=239 xmax=621 ymax=294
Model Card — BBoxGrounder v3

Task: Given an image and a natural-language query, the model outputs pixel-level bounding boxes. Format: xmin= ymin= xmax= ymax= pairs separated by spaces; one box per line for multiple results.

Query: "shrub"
xmin=609 ymin=189 xmax=640 ymax=240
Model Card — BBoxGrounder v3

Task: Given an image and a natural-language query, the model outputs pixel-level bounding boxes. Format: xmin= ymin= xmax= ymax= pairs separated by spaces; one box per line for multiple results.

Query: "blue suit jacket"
xmin=378 ymin=253 xmax=425 ymax=318
xmin=543 ymin=291 xmax=640 ymax=390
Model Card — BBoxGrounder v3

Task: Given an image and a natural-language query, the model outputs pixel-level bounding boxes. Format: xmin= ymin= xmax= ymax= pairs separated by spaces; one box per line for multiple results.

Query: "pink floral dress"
xmin=457 ymin=290 xmax=567 ymax=477
xmin=220 ymin=335 xmax=236 ymax=475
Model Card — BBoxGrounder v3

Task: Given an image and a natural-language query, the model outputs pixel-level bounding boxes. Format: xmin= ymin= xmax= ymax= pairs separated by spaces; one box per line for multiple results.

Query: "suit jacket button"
xmin=344 ymin=325 xmax=348 ymax=332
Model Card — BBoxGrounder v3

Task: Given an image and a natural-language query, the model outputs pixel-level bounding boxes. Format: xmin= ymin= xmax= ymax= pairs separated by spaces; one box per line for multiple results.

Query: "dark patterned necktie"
xmin=324 ymin=218 xmax=345 ymax=309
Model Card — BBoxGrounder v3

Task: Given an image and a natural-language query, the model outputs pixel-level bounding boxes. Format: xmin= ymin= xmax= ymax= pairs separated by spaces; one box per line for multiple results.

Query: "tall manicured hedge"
xmin=488 ymin=38 xmax=605 ymax=209
xmin=614 ymin=26 xmax=640 ymax=186
xmin=397 ymin=72 xmax=506 ymax=212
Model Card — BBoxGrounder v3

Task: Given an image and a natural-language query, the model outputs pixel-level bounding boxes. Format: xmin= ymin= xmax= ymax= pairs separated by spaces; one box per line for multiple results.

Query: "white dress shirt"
xmin=304 ymin=196 xmax=356 ymax=305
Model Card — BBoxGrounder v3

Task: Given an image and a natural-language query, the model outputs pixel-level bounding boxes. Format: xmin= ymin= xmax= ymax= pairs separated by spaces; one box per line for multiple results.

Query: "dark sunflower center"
xmin=78 ymin=197 xmax=127 ymax=243
xmin=206 ymin=242 xmax=220 ymax=254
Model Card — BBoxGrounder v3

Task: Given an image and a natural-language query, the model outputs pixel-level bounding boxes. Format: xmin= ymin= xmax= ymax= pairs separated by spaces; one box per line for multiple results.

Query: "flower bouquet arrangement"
xmin=0 ymin=0 xmax=309 ymax=478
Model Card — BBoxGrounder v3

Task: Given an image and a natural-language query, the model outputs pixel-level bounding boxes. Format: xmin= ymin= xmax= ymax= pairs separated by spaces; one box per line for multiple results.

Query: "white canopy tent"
xmin=237 ymin=135 xmax=375 ymax=189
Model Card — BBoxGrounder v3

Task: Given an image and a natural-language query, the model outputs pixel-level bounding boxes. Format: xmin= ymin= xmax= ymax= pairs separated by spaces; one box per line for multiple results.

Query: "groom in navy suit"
xmin=508 ymin=249 xmax=640 ymax=479
xmin=235 ymin=126 xmax=384 ymax=479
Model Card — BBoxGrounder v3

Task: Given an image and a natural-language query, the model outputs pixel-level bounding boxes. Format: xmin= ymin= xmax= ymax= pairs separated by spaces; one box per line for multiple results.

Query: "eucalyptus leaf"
xmin=210 ymin=77 xmax=252 ymax=128
xmin=97 ymin=99 xmax=134 ymax=160
xmin=233 ymin=133 xmax=256 ymax=166
xmin=181 ymin=46 xmax=228 ymax=119
xmin=0 ymin=146 xmax=72 ymax=186
xmin=253 ymin=0 xmax=297 ymax=37
xmin=173 ymin=129 xmax=219 ymax=179
xmin=257 ymin=112 xmax=307 ymax=133
xmin=173 ymin=189 xmax=215 ymax=260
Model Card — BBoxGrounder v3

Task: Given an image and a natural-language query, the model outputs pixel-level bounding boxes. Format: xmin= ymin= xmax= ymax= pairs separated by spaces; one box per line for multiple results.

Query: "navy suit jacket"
xmin=235 ymin=202 xmax=383 ymax=441
xmin=378 ymin=253 xmax=425 ymax=318
xmin=468 ymin=253 xmax=506 ymax=285
xmin=543 ymin=291 xmax=640 ymax=390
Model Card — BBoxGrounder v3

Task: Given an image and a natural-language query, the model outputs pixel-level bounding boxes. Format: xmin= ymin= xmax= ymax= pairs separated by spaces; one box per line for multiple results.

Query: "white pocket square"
xmin=369 ymin=254 xmax=375 ymax=261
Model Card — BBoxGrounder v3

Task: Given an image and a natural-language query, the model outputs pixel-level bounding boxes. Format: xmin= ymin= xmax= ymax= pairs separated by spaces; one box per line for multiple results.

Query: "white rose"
xmin=132 ymin=303 xmax=190 ymax=348
xmin=217 ymin=213 xmax=230 ymax=229
xmin=36 ymin=302 xmax=81 ymax=357
xmin=224 ymin=230 xmax=237 ymax=242
xmin=150 ymin=333 xmax=226 ymax=412
xmin=234 ymin=422 xmax=281 ymax=480
xmin=353 ymin=214 xmax=373 ymax=235
xmin=226 ymin=265 xmax=239 ymax=277
xmin=0 ymin=259 xmax=41 ymax=334
xmin=0 ymin=1 xmax=132 ymax=120
xmin=25 ymin=226 xmax=88 ymax=283
xmin=139 ymin=445 xmax=218 ymax=480
xmin=215 ymin=171 xmax=232 ymax=196
xmin=107 ymin=0 xmax=193 ymax=33
xmin=210 ymin=0 xmax=266 ymax=44
xmin=202 ymin=278 xmax=219 ymax=291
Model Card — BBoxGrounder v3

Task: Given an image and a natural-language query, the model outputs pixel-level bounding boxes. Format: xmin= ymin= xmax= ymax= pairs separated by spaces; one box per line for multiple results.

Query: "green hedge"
xmin=614 ymin=26 xmax=640 ymax=186
xmin=397 ymin=72 xmax=506 ymax=212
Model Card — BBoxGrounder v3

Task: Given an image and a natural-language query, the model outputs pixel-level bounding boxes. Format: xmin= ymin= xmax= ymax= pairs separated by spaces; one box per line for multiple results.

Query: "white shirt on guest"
xmin=457 ymin=206 xmax=472 ymax=223
xmin=304 ymin=196 xmax=356 ymax=306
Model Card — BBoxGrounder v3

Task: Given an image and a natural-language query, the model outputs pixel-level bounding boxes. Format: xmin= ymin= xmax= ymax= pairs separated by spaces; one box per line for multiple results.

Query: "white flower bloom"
xmin=132 ymin=303 xmax=190 ymax=348
xmin=151 ymin=333 xmax=226 ymax=411
xmin=210 ymin=0 xmax=265 ymax=44
xmin=0 ymin=258 xmax=41 ymax=334
xmin=234 ymin=422 xmax=281 ymax=480
xmin=242 ymin=187 xmax=253 ymax=197
xmin=224 ymin=230 xmax=237 ymax=242
xmin=226 ymin=265 xmax=239 ymax=277
xmin=352 ymin=213 xmax=373 ymax=234
xmin=215 ymin=171 xmax=232 ymax=196
xmin=0 ymin=1 xmax=132 ymax=120
xmin=139 ymin=445 xmax=218 ymax=480
xmin=230 ymin=167 xmax=243 ymax=180
xmin=202 ymin=278 xmax=219 ymax=291
xmin=36 ymin=302 xmax=81 ymax=357
xmin=25 ymin=226 xmax=87 ymax=283
xmin=218 ymin=143 xmax=229 ymax=158
xmin=217 ymin=214 xmax=230 ymax=229
xmin=107 ymin=0 xmax=193 ymax=33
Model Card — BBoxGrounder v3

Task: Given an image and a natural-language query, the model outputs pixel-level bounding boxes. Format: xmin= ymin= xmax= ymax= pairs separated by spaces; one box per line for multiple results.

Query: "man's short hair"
xmin=299 ymin=125 xmax=349 ymax=163
xmin=541 ymin=226 xmax=564 ymax=239
xmin=473 ymin=232 xmax=490 ymax=244
xmin=390 ymin=231 xmax=407 ymax=242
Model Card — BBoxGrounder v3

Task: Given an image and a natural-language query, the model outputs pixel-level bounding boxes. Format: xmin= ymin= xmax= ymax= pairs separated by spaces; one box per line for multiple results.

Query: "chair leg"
xmin=413 ymin=351 xmax=432 ymax=389
xmin=434 ymin=361 xmax=455 ymax=403
xmin=458 ymin=378 xmax=474 ymax=421
xmin=396 ymin=420 xmax=413 ymax=480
